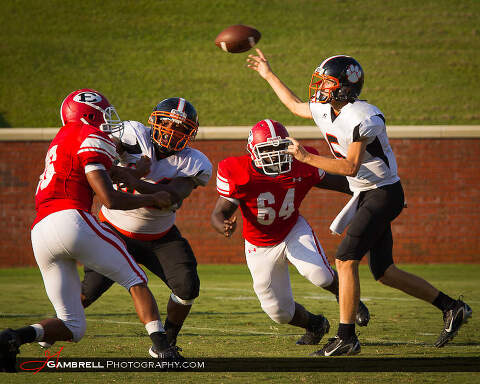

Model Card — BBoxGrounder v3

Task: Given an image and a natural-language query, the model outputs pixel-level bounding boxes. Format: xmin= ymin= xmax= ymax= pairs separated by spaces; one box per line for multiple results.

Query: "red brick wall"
xmin=1 ymin=139 xmax=479 ymax=267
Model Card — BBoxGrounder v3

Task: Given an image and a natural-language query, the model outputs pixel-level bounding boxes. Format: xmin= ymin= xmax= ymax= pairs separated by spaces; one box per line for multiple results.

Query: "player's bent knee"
xmin=306 ymin=268 xmax=334 ymax=288
xmin=170 ymin=292 xmax=195 ymax=306
xmin=170 ymin=272 xmax=200 ymax=301
xmin=63 ymin=317 xmax=87 ymax=342
xmin=262 ymin=305 xmax=294 ymax=324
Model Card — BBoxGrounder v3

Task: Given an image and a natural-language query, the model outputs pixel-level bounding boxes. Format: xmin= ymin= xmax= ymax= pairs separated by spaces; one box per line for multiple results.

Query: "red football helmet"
xmin=60 ymin=89 xmax=123 ymax=135
xmin=247 ymin=119 xmax=292 ymax=175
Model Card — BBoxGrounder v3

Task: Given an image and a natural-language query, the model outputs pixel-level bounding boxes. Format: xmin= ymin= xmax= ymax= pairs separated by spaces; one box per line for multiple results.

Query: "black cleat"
xmin=434 ymin=299 xmax=472 ymax=348
xmin=0 ymin=328 xmax=21 ymax=373
xmin=149 ymin=345 xmax=184 ymax=360
xmin=356 ymin=300 xmax=370 ymax=327
xmin=311 ymin=334 xmax=361 ymax=357
xmin=296 ymin=315 xmax=330 ymax=345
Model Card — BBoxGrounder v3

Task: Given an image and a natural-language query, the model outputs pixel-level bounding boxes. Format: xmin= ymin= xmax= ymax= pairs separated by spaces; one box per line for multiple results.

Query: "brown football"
xmin=215 ymin=24 xmax=261 ymax=53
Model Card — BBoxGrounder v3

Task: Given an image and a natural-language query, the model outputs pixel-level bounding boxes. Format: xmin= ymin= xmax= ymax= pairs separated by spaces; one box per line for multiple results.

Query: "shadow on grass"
xmin=0 ymin=112 xmax=11 ymax=128
xmin=363 ymin=341 xmax=480 ymax=347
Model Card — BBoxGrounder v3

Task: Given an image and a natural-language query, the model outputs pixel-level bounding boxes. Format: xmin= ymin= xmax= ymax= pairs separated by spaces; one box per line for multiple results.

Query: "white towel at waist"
xmin=329 ymin=192 xmax=360 ymax=235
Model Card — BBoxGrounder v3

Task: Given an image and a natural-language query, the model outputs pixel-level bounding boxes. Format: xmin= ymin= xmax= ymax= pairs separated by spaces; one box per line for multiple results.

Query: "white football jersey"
xmin=101 ymin=120 xmax=212 ymax=237
xmin=310 ymin=100 xmax=399 ymax=192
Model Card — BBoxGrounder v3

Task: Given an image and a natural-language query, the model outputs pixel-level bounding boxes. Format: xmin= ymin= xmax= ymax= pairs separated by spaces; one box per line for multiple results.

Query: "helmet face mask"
xmin=61 ymin=89 xmax=124 ymax=137
xmin=309 ymin=74 xmax=340 ymax=103
xmin=101 ymin=106 xmax=124 ymax=137
xmin=247 ymin=119 xmax=292 ymax=176
xmin=309 ymin=55 xmax=364 ymax=104
xmin=148 ymin=98 xmax=198 ymax=156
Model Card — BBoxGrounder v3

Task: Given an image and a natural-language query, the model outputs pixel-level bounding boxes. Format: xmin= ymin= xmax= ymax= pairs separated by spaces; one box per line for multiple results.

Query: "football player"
xmin=211 ymin=119 xmax=369 ymax=347
xmin=0 ymin=89 xmax=181 ymax=372
xmin=247 ymin=50 xmax=472 ymax=356
xmin=80 ymin=97 xmax=212 ymax=353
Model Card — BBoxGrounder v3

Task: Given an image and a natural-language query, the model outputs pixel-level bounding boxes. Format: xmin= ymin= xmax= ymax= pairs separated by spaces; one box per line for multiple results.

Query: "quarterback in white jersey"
xmin=247 ymin=50 xmax=472 ymax=357
xmin=310 ymin=100 xmax=399 ymax=192
xmin=80 ymin=98 xmax=212 ymax=352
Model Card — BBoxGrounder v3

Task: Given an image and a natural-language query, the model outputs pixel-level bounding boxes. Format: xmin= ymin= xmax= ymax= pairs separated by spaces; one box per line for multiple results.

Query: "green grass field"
xmin=0 ymin=264 xmax=478 ymax=383
xmin=1 ymin=0 xmax=479 ymax=128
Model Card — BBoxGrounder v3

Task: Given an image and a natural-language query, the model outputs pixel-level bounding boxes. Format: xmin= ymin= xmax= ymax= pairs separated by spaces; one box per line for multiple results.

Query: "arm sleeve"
xmin=117 ymin=120 xmax=148 ymax=166
xmin=84 ymin=163 xmax=106 ymax=174
xmin=354 ymin=115 xmax=386 ymax=143
xmin=177 ymin=150 xmax=213 ymax=186
xmin=216 ymin=159 xmax=238 ymax=198
xmin=77 ymin=133 xmax=117 ymax=170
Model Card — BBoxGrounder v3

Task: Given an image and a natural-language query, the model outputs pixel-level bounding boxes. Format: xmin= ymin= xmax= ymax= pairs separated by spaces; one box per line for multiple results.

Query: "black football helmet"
xmin=309 ymin=55 xmax=364 ymax=103
xmin=148 ymin=97 xmax=199 ymax=156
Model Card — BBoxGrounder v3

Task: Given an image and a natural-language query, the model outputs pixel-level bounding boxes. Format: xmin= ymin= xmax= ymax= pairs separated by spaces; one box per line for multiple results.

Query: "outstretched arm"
xmin=86 ymin=168 xmax=171 ymax=210
xmin=247 ymin=48 xmax=312 ymax=119
xmin=211 ymin=197 xmax=239 ymax=238
xmin=287 ymin=137 xmax=367 ymax=176
xmin=124 ymin=176 xmax=197 ymax=206
xmin=110 ymin=155 xmax=152 ymax=184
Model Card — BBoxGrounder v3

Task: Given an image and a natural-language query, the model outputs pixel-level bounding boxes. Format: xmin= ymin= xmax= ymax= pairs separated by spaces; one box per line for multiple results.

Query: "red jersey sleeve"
xmin=77 ymin=132 xmax=117 ymax=171
xmin=216 ymin=158 xmax=238 ymax=199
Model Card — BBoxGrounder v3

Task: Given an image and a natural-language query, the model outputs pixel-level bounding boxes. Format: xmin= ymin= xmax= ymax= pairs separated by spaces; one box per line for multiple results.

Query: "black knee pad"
xmin=170 ymin=269 xmax=200 ymax=300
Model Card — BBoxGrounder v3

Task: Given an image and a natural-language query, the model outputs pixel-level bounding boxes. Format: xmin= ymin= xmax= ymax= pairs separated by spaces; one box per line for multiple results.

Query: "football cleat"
xmin=356 ymin=299 xmax=370 ymax=327
xmin=296 ymin=314 xmax=330 ymax=345
xmin=311 ymin=334 xmax=361 ymax=357
xmin=434 ymin=299 xmax=472 ymax=348
xmin=149 ymin=345 xmax=184 ymax=360
xmin=0 ymin=328 xmax=21 ymax=373
xmin=38 ymin=341 xmax=54 ymax=349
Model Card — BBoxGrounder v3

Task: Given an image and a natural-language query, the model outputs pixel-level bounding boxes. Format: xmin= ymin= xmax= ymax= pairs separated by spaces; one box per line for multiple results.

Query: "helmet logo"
xmin=170 ymin=109 xmax=187 ymax=123
xmin=248 ymin=130 xmax=254 ymax=145
xmin=73 ymin=92 xmax=103 ymax=104
xmin=346 ymin=64 xmax=362 ymax=83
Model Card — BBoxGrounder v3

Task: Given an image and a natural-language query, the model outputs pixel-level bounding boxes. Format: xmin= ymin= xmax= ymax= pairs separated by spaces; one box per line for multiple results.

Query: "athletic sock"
xmin=305 ymin=312 xmax=317 ymax=332
xmin=145 ymin=320 xmax=169 ymax=351
xmin=164 ymin=318 xmax=182 ymax=345
xmin=14 ymin=325 xmax=38 ymax=344
xmin=432 ymin=291 xmax=456 ymax=312
xmin=337 ymin=323 xmax=355 ymax=340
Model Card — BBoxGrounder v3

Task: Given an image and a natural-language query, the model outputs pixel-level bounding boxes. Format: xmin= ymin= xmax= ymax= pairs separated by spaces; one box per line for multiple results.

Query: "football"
xmin=215 ymin=24 xmax=261 ymax=53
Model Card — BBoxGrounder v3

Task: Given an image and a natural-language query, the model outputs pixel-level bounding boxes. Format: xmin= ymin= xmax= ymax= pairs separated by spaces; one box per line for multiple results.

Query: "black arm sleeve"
xmin=315 ymin=173 xmax=353 ymax=195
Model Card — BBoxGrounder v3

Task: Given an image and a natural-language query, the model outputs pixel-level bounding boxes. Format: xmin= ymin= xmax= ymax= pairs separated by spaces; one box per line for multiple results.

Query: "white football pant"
xmin=245 ymin=215 xmax=334 ymax=324
xmin=31 ymin=209 xmax=147 ymax=341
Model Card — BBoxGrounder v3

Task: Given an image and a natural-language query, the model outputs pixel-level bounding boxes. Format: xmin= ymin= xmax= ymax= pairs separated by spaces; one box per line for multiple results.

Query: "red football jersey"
xmin=216 ymin=147 xmax=325 ymax=246
xmin=33 ymin=122 xmax=117 ymax=227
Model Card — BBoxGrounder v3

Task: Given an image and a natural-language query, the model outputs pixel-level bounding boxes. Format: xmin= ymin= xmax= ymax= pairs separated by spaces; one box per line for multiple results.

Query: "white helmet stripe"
xmin=264 ymin=119 xmax=276 ymax=138
xmin=177 ymin=98 xmax=186 ymax=112
xmin=60 ymin=96 xmax=67 ymax=126
xmin=318 ymin=55 xmax=349 ymax=69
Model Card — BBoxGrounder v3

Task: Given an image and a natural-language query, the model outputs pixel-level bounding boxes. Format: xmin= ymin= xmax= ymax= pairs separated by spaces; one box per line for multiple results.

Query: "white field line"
xmin=207 ymin=294 xmax=480 ymax=304
xmin=0 ymin=314 xmax=469 ymax=342
xmin=148 ymin=285 xmax=253 ymax=293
